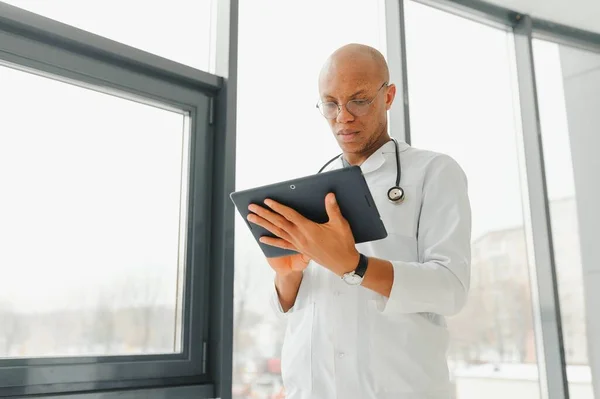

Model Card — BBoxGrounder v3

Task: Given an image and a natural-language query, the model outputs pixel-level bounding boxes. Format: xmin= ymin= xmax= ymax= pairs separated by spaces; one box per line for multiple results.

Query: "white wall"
xmin=481 ymin=0 xmax=600 ymax=34
xmin=559 ymin=45 xmax=600 ymax=399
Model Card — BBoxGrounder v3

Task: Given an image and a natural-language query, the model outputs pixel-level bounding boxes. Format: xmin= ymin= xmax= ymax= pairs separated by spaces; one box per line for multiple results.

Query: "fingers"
xmin=247 ymin=213 xmax=292 ymax=242
xmin=259 ymin=236 xmax=297 ymax=250
xmin=263 ymin=199 xmax=305 ymax=226
xmin=249 ymin=202 xmax=296 ymax=231
xmin=324 ymin=193 xmax=343 ymax=223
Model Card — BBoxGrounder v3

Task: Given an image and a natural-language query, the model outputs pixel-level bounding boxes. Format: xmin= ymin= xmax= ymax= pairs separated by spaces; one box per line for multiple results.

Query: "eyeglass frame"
xmin=315 ymin=81 xmax=389 ymax=119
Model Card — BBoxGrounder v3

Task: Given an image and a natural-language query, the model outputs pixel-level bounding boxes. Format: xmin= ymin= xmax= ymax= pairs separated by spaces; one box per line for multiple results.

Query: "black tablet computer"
xmin=230 ymin=166 xmax=387 ymax=258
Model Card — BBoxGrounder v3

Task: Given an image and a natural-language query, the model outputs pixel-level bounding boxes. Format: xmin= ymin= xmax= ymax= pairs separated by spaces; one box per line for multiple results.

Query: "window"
xmin=233 ymin=0 xmax=386 ymax=397
xmin=2 ymin=0 xmax=215 ymax=71
xmin=0 ymin=61 xmax=189 ymax=358
xmin=533 ymin=39 xmax=595 ymax=398
xmin=0 ymin=6 xmax=218 ymax=394
xmin=404 ymin=2 xmax=541 ymax=398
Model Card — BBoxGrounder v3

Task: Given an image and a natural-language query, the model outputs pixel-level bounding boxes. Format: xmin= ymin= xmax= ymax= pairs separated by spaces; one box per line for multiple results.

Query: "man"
xmin=247 ymin=44 xmax=471 ymax=399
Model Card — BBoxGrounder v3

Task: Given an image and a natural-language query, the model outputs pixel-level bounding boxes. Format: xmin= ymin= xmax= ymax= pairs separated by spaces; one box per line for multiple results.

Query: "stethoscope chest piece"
xmin=387 ymin=186 xmax=405 ymax=203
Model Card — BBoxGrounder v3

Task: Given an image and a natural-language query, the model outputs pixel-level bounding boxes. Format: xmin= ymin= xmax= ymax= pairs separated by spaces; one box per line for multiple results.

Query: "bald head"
xmin=317 ymin=44 xmax=396 ymax=162
xmin=319 ymin=43 xmax=389 ymax=89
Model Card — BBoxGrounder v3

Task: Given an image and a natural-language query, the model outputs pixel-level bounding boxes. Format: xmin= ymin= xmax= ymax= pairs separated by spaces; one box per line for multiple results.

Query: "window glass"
xmin=0 ymin=62 xmax=189 ymax=358
xmin=2 ymin=0 xmax=214 ymax=72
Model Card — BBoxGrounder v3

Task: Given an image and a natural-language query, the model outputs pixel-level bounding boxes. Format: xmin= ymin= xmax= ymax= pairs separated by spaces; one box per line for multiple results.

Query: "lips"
xmin=337 ymin=130 xmax=360 ymax=142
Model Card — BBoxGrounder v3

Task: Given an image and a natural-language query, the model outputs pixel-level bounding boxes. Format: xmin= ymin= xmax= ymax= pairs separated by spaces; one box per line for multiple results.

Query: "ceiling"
xmin=482 ymin=0 xmax=600 ymax=34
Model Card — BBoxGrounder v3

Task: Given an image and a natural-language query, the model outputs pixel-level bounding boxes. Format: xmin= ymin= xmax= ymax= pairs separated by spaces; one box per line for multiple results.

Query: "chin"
xmin=338 ymin=141 xmax=365 ymax=153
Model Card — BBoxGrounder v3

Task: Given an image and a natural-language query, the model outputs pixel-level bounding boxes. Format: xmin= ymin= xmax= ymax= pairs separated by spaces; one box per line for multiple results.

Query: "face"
xmin=318 ymin=69 xmax=396 ymax=156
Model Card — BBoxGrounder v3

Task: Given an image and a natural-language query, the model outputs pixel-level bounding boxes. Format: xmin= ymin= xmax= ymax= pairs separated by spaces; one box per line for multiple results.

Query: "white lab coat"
xmin=270 ymin=140 xmax=471 ymax=399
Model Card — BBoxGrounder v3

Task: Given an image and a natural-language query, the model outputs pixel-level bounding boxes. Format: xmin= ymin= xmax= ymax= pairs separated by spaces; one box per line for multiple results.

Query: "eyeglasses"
xmin=316 ymin=82 xmax=388 ymax=119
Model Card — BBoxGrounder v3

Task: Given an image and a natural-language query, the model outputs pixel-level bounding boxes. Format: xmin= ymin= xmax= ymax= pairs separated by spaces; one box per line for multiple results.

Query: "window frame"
xmin=0 ymin=1 xmax=233 ymax=397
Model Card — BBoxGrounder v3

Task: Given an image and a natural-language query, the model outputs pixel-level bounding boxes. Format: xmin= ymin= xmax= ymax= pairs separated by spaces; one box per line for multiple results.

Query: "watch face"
xmin=343 ymin=273 xmax=363 ymax=286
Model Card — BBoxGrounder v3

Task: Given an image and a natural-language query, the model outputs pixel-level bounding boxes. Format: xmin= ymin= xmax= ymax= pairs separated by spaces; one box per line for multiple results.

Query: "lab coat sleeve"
xmin=381 ymin=154 xmax=471 ymax=317
xmin=269 ymin=280 xmax=291 ymax=320
xmin=269 ymin=269 xmax=307 ymax=319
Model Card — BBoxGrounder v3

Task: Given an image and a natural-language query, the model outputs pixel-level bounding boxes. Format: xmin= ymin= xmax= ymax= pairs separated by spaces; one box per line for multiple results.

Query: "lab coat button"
xmin=338 ymin=352 xmax=345 ymax=358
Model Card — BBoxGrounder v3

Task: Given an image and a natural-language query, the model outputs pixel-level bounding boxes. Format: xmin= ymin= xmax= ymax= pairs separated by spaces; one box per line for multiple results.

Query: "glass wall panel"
xmin=405 ymin=2 xmax=541 ymax=398
xmin=533 ymin=38 xmax=597 ymax=399
xmin=233 ymin=1 xmax=386 ymax=397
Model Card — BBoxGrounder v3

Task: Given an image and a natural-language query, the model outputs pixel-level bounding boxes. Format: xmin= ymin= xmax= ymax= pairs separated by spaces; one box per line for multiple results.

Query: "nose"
xmin=336 ymin=104 xmax=355 ymax=123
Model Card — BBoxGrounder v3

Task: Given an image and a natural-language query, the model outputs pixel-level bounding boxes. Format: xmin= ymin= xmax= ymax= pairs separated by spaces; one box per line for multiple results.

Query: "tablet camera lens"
xmin=290 ymin=184 xmax=296 ymax=190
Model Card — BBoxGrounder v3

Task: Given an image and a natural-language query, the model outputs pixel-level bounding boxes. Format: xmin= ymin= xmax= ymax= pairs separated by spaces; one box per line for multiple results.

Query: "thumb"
xmin=325 ymin=193 xmax=343 ymax=222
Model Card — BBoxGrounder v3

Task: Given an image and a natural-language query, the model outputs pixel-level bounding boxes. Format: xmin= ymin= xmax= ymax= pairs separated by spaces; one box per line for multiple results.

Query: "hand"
xmin=247 ymin=193 xmax=360 ymax=276
xmin=266 ymin=252 xmax=311 ymax=277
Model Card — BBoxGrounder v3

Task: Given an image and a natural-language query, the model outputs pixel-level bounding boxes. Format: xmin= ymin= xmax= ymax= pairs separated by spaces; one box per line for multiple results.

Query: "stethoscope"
xmin=317 ymin=138 xmax=405 ymax=203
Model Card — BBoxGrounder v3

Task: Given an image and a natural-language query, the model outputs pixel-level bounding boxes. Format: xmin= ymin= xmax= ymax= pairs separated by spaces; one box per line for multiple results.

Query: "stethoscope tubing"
xmin=318 ymin=138 xmax=405 ymax=203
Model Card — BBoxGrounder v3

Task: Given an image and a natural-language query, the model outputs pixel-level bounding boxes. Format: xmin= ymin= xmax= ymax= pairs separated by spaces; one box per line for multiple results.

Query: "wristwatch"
xmin=341 ymin=253 xmax=369 ymax=286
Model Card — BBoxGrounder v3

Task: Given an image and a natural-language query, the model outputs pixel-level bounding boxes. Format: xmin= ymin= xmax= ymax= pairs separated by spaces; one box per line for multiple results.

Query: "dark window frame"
xmin=0 ymin=2 xmax=235 ymax=398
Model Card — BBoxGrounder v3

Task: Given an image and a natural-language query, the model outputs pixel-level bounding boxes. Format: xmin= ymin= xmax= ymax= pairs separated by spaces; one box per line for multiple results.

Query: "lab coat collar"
xmin=359 ymin=139 xmax=409 ymax=175
xmin=323 ymin=139 xmax=410 ymax=173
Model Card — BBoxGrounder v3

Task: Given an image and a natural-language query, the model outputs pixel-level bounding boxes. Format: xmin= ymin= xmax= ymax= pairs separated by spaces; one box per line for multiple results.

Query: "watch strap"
xmin=354 ymin=253 xmax=369 ymax=277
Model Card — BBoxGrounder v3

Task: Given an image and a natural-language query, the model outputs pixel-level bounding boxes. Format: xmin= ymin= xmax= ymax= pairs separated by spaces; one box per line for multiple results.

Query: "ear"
xmin=385 ymin=83 xmax=397 ymax=111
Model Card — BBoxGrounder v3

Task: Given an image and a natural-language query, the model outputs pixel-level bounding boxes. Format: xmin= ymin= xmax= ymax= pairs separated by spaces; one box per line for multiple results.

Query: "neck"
xmin=344 ymin=131 xmax=391 ymax=166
